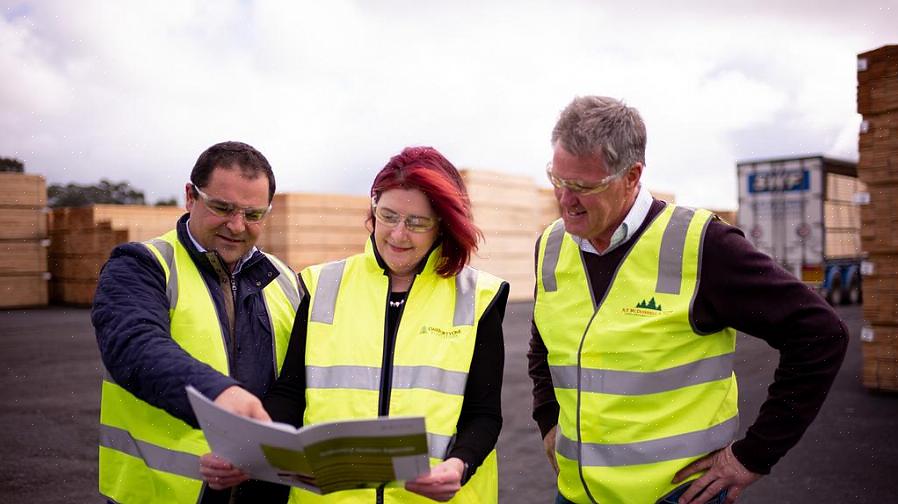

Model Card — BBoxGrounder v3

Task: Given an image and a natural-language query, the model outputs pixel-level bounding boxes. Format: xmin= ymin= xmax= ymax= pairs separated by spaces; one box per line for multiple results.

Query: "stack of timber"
xmin=824 ymin=172 xmax=865 ymax=260
xmin=0 ymin=173 xmax=49 ymax=308
xmin=48 ymin=205 xmax=184 ymax=305
xmin=461 ymin=169 xmax=560 ymax=302
xmin=257 ymin=193 xmax=370 ymax=273
xmin=857 ymin=45 xmax=898 ymax=391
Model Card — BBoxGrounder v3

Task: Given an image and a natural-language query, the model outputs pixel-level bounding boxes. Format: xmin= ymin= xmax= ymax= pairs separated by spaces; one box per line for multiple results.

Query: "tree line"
xmin=2 ymin=156 xmax=178 ymax=208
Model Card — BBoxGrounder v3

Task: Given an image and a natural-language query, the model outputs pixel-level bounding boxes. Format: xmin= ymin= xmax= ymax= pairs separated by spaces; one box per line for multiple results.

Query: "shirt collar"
xmin=576 ymin=183 xmax=653 ymax=256
xmin=185 ymin=218 xmax=258 ymax=275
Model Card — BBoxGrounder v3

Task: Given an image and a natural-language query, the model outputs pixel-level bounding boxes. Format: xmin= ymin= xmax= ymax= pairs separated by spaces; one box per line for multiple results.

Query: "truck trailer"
xmin=736 ymin=155 xmax=866 ymax=305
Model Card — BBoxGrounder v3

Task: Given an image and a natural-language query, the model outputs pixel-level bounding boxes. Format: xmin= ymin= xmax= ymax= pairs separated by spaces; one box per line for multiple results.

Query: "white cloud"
xmin=2 ymin=0 xmax=896 ymax=207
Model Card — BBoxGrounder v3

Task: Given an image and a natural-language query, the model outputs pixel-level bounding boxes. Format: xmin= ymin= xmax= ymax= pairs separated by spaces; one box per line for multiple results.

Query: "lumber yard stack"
xmin=48 ymin=205 xmax=184 ymax=305
xmin=0 ymin=172 xmax=49 ymax=308
xmin=857 ymin=44 xmax=898 ymax=391
xmin=461 ymin=169 xmax=560 ymax=302
xmin=256 ymin=193 xmax=370 ymax=273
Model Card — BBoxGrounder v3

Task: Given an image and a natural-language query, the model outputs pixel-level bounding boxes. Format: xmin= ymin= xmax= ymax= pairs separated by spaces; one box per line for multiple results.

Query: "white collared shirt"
xmin=185 ymin=218 xmax=258 ymax=275
xmin=575 ymin=184 xmax=653 ymax=256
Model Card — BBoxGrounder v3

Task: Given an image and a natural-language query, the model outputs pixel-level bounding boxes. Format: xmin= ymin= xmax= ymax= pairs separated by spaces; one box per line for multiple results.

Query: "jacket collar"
xmin=175 ymin=213 xmax=266 ymax=278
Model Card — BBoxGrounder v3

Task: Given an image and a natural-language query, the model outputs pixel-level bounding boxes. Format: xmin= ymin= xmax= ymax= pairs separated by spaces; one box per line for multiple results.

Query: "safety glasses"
xmin=371 ymin=201 xmax=439 ymax=233
xmin=546 ymin=163 xmax=627 ymax=195
xmin=191 ymin=185 xmax=271 ymax=223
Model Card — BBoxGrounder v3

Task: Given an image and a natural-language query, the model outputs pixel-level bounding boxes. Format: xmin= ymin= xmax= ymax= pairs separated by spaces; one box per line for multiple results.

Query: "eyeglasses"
xmin=546 ymin=163 xmax=627 ymax=195
xmin=191 ymin=185 xmax=271 ymax=223
xmin=372 ymin=201 xmax=439 ymax=233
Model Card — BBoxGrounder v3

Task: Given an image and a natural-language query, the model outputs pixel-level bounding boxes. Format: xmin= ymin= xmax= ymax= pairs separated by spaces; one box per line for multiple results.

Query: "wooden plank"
xmin=49 ymin=226 xmax=129 ymax=255
xmin=460 ymin=169 xmax=540 ymax=191
xmin=48 ymin=207 xmax=96 ymax=230
xmin=265 ymin=211 xmax=369 ymax=229
xmin=863 ymin=273 xmax=898 ymax=325
xmin=826 ymin=173 xmax=865 ymax=202
xmin=49 ymin=205 xmax=183 ymax=235
xmin=467 ymin=186 xmax=540 ymax=209
xmin=48 ymin=253 xmax=108 ymax=281
xmin=0 ymin=240 xmax=48 ymax=274
xmin=825 ymin=230 xmax=862 ymax=259
xmin=0 ymin=173 xmax=47 ymax=207
xmin=0 ymin=273 xmax=48 ymax=308
xmin=261 ymin=228 xmax=369 ymax=249
xmin=860 ymin=184 xmax=898 ymax=254
xmin=861 ymin=322 xmax=898 ymax=391
xmin=857 ymin=45 xmax=898 ymax=85
xmin=0 ymin=208 xmax=47 ymax=240
xmin=824 ymin=202 xmax=861 ymax=229
xmin=273 ymin=193 xmax=370 ymax=210
xmin=49 ymin=278 xmax=96 ymax=305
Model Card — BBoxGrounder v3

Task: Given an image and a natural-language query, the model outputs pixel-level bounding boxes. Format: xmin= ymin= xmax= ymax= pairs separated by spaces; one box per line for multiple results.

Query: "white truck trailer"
xmin=736 ymin=155 xmax=866 ymax=305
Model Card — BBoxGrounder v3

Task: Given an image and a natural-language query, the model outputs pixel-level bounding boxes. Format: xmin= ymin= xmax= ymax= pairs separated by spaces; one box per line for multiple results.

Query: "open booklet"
xmin=186 ymin=386 xmax=431 ymax=494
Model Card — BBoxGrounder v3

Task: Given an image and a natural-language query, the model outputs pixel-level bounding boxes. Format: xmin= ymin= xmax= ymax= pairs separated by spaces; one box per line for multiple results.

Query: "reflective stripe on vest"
xmin=555 ymin=416 xmax=739 ymax=467
xmin=293 ymin=240 xmax=503 ymax=504
xmin=549 ymin=352 xmax=734 ymax=395
xmin=307 ymin=365 xmax=468 ymax=396
xmin=99 ymin=424 xmax=201 ymax=479
xmin=99 ymin=230 xmax=298 ymax=504
xmin=310 ymin=260 xmax=479 ymax=327
xmin=534 ymin=205 xmax=738 ymax=504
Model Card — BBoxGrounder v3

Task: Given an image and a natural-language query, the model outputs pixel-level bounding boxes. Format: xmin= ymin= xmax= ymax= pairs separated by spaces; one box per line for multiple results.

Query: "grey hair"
xmin=551 ymin=96 xmax=647 ymax=175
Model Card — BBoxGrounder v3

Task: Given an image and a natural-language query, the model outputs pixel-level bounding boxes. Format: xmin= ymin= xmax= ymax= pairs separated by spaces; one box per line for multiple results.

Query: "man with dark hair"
xmin=529 ymin=96 xmax=848 ymax=503
xmin=93 ymin=141 xmax=301 ymax=503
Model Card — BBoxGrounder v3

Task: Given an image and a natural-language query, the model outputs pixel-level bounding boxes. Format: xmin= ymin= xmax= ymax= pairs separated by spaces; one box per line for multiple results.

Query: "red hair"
xmin=369 ymin=146 xmax=481 ymax=277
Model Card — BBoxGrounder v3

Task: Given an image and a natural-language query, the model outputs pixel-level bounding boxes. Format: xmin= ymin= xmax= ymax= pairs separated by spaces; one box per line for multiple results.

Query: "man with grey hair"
xmin=528 ymin=96 xmax=847 ymax=503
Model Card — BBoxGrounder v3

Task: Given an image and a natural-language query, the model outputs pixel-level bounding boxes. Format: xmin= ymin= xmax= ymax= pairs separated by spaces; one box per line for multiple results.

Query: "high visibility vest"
xmin=98 ymin=229 xmax=299 ymax=503
xmin=534 ymin=205 xmax=738 ymax=504
xmin=290 ymin=240 xmax=504 ymax=503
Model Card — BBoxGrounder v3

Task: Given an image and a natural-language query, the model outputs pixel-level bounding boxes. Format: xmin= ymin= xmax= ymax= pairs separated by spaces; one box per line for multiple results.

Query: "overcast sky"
xmin=3 ymin=0 xmax=896 ymax=209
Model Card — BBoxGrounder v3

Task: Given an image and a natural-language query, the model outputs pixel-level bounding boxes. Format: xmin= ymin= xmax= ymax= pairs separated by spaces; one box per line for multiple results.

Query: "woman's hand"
xmin=199 ymin=453 xmax=249 ymax=490
xmin=404 ymin=457 xmax=466 ymax=502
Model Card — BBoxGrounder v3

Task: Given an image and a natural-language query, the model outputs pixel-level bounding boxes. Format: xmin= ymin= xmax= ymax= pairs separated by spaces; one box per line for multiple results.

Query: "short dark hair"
xmin=369 ymin=146 xmax=481 ymax=277
xmin=190 ymin=141 xmax=276 ymax=202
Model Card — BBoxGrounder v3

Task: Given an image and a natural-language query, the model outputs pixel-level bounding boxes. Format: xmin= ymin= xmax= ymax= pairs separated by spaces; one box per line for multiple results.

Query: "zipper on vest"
xmin=576 ymin=308 xmax=602 ymax=504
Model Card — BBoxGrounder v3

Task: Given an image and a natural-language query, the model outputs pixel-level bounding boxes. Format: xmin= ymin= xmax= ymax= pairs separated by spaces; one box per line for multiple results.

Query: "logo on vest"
xmin=419 ymin=325 xmax=463 ymax=340
xmin=622 ymin=297 xmax=668 ymax=317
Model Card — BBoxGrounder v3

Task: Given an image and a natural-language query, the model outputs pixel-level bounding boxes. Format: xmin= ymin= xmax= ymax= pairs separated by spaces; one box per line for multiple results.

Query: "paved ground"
xmin=1 ymin=303 xmax=896 ymax=503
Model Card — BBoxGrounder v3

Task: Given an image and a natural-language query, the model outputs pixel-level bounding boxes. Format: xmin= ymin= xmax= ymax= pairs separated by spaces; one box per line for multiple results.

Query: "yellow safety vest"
xmin=98 ymin=229 xmax=299 ymax=503
xmin=534 ymin=205 xmax=738 ymax=504
xmin=290 ymin=240 xmax=504 ymax=503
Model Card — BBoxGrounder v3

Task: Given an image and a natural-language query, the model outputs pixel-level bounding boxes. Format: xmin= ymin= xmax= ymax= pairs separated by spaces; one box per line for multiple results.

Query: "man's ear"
xmin=185 ymin=183 xmax=196 ymax=212
xmin=626 ymin=163 xmax=643 ymax=190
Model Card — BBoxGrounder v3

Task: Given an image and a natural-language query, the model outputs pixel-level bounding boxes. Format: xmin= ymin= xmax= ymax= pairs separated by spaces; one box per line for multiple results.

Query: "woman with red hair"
xmin=201 ymin=147 xmax=509 ymax=504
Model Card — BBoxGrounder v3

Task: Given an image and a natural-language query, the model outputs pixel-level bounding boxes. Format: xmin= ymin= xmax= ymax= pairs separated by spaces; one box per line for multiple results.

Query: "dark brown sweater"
xmin=528 ymin=199 xmax=848 ymax=475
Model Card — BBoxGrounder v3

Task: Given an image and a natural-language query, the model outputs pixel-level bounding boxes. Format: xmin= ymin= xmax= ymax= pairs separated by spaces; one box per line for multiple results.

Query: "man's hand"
xmin=672 ymin=443 xmax=762 ymax=503
xmin=213 ymin=386 xmax=271 ymax=422
xmin=404 ymin=457 xmax=465 ymax=502
xmin=543 ymin=425 xmax=559 ymax=475
xmin=199 ymin=452 xmax=249 ymax=490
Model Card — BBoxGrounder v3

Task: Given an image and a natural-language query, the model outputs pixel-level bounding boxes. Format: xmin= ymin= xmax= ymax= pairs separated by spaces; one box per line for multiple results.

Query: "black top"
xmin=253 ymin=255 xmax=509 ymax=501
xmin=528 ymin=199 xmax=849 ymax=475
